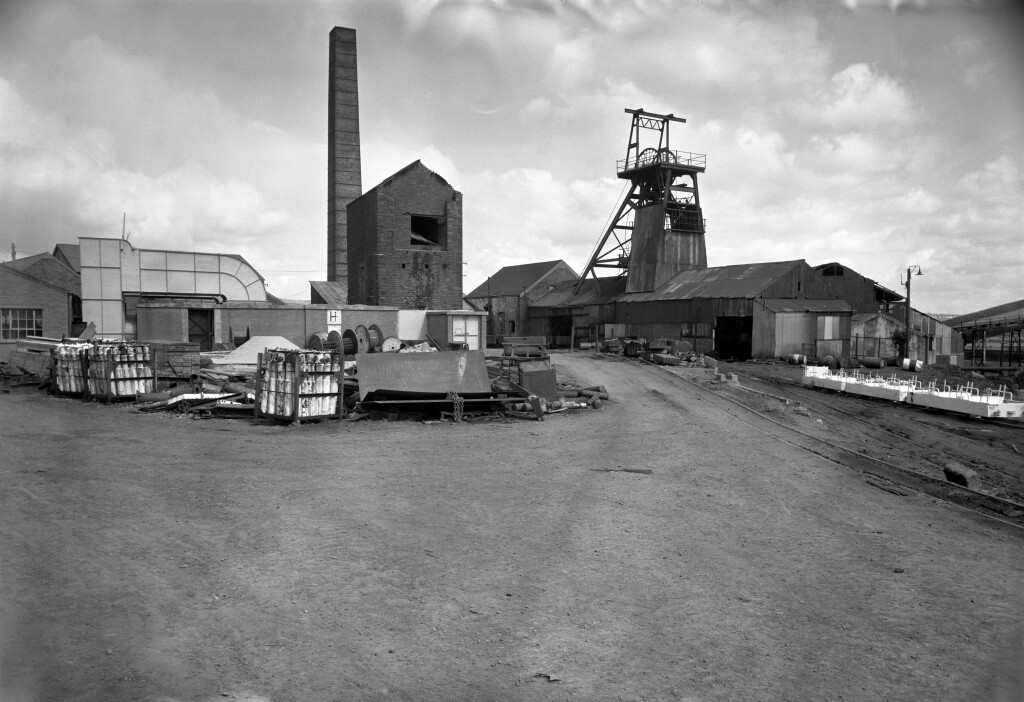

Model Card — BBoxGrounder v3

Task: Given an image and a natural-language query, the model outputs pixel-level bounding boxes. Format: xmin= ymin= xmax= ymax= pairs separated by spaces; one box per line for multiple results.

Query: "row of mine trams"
xmin=802 ymin=365 xmax=1023 ymax=420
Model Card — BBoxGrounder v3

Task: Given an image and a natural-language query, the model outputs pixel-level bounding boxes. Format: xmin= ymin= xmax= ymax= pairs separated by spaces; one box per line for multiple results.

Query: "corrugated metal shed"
xmin=530 ymin=276 xmax=629 ymax=309
xmin=762 ymin=298 xmax=852 ymax=313
xmin=618 ymin=260 xmax=806 ymax=302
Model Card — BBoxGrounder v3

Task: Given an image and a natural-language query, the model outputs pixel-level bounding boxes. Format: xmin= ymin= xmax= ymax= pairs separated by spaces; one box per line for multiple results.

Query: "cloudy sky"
xmin=1 ymin=0 xmax=1021 ymax=314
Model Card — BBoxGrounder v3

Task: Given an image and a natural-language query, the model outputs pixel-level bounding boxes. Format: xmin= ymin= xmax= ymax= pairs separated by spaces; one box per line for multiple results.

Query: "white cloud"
xmin=2 ymin=1 xmax=1021 ymax=313
xmin=791 ymin=63 xmax=920 ymax=130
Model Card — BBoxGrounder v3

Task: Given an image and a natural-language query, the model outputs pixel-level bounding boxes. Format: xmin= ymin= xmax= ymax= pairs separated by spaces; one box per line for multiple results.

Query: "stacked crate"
xmin=87 ymin=342 xmax=155 ymax=400
xmin=256 ymin=349 xmax=344 ymax=422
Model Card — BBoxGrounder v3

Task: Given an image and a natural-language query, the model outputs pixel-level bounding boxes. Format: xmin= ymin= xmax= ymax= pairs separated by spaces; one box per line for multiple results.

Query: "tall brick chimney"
xmin=327 ymin=27 xmax=362 ymax=293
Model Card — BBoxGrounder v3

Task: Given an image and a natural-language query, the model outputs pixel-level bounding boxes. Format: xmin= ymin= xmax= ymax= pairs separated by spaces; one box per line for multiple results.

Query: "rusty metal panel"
xmin=356 ymin=350 xmax=490 ymax=400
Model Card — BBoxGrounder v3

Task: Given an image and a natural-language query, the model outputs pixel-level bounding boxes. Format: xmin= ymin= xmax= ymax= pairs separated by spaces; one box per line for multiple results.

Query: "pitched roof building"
xmin=466 ymin=260 xmax=579 ymax=341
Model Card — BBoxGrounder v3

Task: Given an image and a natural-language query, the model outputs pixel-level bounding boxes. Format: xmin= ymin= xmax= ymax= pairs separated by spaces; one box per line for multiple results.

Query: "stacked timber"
xmin=148 ymin=341 xmax=201 ymax=379
xmin=87 ymin=342 xmax=155 ymax=399
xmin=6 ymin=348 xmax=52 ymax=377
xmin=256 ymin=349 xmax=343 ymax=422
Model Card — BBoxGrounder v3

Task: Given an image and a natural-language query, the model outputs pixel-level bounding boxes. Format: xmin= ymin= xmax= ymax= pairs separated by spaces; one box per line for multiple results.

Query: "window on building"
xmin=410 ymin=215 xmax=443 ymax=247
xmin=1 ymin=309 xmax=43 ymax=340
xmin=71 ymin=295 xmax=82 ymax=324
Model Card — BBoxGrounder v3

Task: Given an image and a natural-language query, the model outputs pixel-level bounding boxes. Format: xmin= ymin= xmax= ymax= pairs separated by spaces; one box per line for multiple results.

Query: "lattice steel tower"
xmin=575 ymin=108 xmax=707 ymax=294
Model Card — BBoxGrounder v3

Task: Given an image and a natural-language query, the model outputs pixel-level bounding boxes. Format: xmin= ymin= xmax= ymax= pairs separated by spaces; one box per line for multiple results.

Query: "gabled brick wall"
xmin=20 ymin=258 xmax=81 ymax=295
xmin=348 ymin=162 xmax=463 ymax=309
xmin=0 ymin=266 xmax=71 ymax=363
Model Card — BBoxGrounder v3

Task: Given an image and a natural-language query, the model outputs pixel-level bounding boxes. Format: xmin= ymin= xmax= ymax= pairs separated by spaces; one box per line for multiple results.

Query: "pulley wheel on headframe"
xmin=354 ymin=325 xmax=371 ymax=354
xmin=368 ymin=324 xmax=384 ymax=352
xmin=381 ymin=336 xmax=402 ymax=353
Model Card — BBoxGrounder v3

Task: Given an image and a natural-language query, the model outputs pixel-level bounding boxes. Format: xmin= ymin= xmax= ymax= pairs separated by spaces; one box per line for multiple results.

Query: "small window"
xmin=401 ymin=263 xmax=406 ymax=269
xmin=410 ymin=215 xmax=442 ymax=246
xmin=1 ymin=308 xmax=43 ymax=340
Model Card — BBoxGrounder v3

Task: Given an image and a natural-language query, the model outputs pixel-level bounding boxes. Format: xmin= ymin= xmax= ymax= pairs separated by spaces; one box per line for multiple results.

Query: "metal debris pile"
xmin=5 ymin=333 xmax=611 ymax=425
xmin=599 ymin=337 xmax=720 ymax=368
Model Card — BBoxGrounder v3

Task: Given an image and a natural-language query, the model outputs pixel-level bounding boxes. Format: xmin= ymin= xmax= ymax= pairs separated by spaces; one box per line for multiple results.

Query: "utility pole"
xmin=902 ymin=265 xmax=923 ymax=358
xmin=10 ymin=243 xmax=15 ymax=261
xmin=487 ymin=275 xmax=493 ymax=343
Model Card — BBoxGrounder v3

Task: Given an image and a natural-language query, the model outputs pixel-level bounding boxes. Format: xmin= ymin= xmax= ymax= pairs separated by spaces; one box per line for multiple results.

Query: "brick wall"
xmin=21 ymin=258 xmax=81 ymax=295
xmin=348 ymin=162 xmax=463 ymax=310
xmin=0 ymin=266 xmax=70 ymax=363
xmin=347 ymin=189 xmax=379 ymax=305
xmin=137 ymin=307 xmax=185 ymax=342
xmin=137 ymin=300 xmax=332 ymax=349
xmin=488 ymin=296 xmax=520 ymax=337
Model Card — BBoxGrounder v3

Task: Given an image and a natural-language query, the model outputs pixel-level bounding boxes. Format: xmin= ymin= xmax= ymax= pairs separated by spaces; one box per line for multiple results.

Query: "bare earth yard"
xmin=2 ymin=351 xmax=1023 ymax=701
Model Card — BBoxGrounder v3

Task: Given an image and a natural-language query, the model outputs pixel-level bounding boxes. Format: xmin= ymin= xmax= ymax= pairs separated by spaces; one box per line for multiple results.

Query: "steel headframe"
xmin=573 ymin=109 xmax=690 ymax=296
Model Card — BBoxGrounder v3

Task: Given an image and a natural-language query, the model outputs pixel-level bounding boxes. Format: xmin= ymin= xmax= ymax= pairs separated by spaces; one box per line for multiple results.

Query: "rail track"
xmin=737 ymin=367 xmax=1024 ymax=496
xmin=630 ymin=357 xmax=1024 ymax=530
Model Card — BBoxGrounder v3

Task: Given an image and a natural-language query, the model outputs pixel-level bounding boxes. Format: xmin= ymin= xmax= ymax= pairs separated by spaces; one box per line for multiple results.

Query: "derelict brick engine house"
xmin=347 ymin=160 xmax=463 ymax=310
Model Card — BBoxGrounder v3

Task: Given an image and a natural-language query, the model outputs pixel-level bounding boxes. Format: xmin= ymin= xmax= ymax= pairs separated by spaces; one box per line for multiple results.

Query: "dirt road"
xmin=2 ymin=351 xmax=1023 ymax=701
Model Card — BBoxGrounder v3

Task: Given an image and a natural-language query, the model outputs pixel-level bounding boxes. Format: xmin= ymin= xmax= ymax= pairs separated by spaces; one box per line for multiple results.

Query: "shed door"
xmin=715 ymin=316 xmax=752 ymax=361
xmin=188 ymin=309 xmax=214 ymax=351
xmin=451 ymin=315 xmax=481 ymax=351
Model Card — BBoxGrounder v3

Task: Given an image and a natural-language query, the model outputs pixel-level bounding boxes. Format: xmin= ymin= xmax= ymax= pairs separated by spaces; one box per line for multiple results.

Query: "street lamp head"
xmin=916 ymin=268 xmax=923 ymax=276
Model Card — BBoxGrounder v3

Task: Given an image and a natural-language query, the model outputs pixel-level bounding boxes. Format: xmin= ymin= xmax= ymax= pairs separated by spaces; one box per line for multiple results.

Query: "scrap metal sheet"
xmin=356 ymin=350 xmax=491 ymax=400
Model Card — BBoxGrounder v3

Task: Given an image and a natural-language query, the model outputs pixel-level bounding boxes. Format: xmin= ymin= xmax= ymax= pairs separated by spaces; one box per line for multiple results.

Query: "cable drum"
xmin=368 ymin=324 xmax=384 ymax=352
xmin=326 ymin=329 xmax=356 ymax=355
xmin=342 ymin=329 xmax=358 ymax=355
xmin=306 ymin=332 xmax=328 ymax=350
xmin=381 ymin=336 xmax=402 ymax=352
xmin=354 ymin=325 xmax=371 ymax=354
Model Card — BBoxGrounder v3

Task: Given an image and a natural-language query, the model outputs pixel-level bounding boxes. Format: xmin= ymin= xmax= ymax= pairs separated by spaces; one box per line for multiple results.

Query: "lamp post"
xmin=901 ymin=265 xmax=923 ymax=359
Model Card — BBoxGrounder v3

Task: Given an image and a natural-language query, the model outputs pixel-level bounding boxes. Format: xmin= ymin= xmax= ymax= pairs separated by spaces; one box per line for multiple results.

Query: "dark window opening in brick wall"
xmin=410 ymin=215 xmax=444 ymax=248
xmin=1 ymin=308 xmax=43 ymax=339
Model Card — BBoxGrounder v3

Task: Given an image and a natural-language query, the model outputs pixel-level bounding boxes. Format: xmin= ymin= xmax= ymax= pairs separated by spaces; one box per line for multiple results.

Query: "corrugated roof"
xmin=0 ymin=261 xmax=75 ymax=295
xmin=53 ymin=243 xmax=81 ymax=272
xmin=530 ymin=276 xmax=629 ymax=308
xmin=310 ymin=281 xmax=348 ymax=306
xmin=814 ymin=261 xmax=903 ymax=301
xmin=761 ymin=298 xmax=852 ymax=313
xmin=2 ymin=252 xmax=55 ymax=272
xmin=618 ymin=260 xmax=805 ymax=302
xmin=466 ymin=260 xmax=571 ymax=298
xmin=946 ymin=299 xmax=1024 ymax=327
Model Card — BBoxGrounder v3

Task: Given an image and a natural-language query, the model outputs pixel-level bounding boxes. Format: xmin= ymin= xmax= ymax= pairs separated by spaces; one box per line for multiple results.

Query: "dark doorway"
xmin=715 ymin=316 xmax=752 ymax=361
xmin=548 ymin=315 xmax=573 ymax=348
xmin=188 ymin=309 xmax=214 ymax=351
